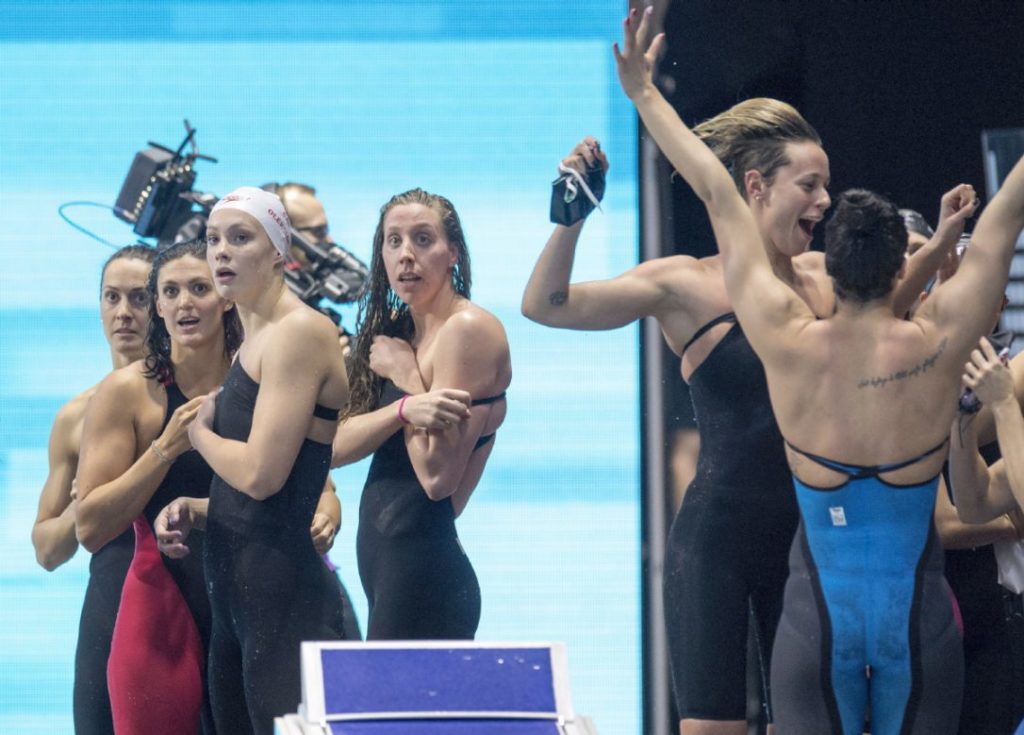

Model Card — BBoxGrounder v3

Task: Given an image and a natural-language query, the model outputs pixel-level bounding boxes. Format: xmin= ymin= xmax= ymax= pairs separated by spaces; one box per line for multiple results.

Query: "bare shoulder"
xmin=96 ymin=361 xmax=148 ymax=399
xmin=54 ymin=385 xmax=98 ymax=431
xmin=436 ymin=304 xmax=512 ymax=392
xmin=82 ymin=361 xmax=152 ymax=429
xmin=439 ymin=303 xmax=509 ymax=353
xmin=274 ymin=305 xmax=341 ymax=353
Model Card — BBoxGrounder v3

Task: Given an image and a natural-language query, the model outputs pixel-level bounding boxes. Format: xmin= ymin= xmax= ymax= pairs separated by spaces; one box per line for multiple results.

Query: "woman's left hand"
xmin=963 ymin=337 xmax=1013 ymax=406
xmin=613 ymin=6 xmax=665 ymax=102
xmin=369 ymin=336 xmax=421 ymax=392
xmin=310 ymin=512 xmax=337 ymax=555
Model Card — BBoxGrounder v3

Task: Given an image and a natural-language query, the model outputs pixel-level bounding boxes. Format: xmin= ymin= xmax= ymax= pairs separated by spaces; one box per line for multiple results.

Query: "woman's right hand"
xmin=400 ymin=389 xmax=472 ymax=431
xmin=935 ymin=183 xmax=979 ymax=245
xmin=370 ymin=336 xmax=421 ymax=392
xmin=156 ymin=395 xmax=204 ymax=461
xmin=963 ymin=337 xmax=1014 ymax=406
xmin=155 ymin=498 xmax=196 ymax=559
xmin=560 ymin=137 xmax=609 ymax=178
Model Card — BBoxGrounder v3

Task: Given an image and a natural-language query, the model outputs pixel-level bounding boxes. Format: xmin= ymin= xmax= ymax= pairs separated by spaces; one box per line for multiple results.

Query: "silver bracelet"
xmin=150 ymin=440 xmax=173 ymax=465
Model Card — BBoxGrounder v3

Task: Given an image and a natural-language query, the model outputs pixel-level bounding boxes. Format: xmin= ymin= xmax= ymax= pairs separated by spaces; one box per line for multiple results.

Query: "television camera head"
xmin=112 ymin=121 xmax=369 ymax=323
xmin=113 ymin=120 xmax=215 ymax=247
xmin=284 ymin=228 xmax=370 ymax=316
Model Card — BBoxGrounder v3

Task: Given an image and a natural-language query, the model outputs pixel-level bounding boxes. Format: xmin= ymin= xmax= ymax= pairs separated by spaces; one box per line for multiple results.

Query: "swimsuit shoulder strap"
xmin=680 ymin=312 xmax=737 ymax=358
xmin=471 ymin=391 xmax=507 ymax=407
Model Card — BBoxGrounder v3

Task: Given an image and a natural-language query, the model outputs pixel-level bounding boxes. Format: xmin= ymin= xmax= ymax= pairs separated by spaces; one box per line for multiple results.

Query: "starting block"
xmin=274 ymin=641 xmax=596 ymax=735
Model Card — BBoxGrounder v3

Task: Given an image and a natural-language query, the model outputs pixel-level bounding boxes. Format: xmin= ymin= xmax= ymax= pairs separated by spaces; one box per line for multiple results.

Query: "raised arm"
xmin=405 ymin=310 xmax=509 ymax=500
xmin=923 ymin=153 xmax=1024 ymax=348
xmin=31 ymin=396 xmax=87 ymax=570
xmin=614 ymin=8 xmax=811 ymax=355
xmin=522 ymin=137 xmax=694 ymax=331
xmin=190 ymin=312 xmax=346 ymax=500
xmin=76 ymin=370 xmax=200 ymax=552
xmin=948 ymin=339 xmax=1024 ymax=522
xmin=892 ymin=184 xmax=976 ymax=316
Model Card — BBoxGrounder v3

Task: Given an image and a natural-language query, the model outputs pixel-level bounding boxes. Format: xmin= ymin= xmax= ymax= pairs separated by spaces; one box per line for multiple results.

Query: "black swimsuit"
xmin=357 ymin=380 xmax=502 ymax=640
xmin=664 ymin=312 xmax=799 ymax=721
xmin=204 ymin=361 xmax=347 ymax=735
xmin=943 ymin=442 xmax=1024 ymax=734
xmin=73 ymin=527 xmax=132 ymax=735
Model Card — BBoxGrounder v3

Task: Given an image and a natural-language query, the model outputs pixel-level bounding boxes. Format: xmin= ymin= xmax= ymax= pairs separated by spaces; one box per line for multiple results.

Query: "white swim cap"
xmin=210 ymin=186 xmax=291 ymax=259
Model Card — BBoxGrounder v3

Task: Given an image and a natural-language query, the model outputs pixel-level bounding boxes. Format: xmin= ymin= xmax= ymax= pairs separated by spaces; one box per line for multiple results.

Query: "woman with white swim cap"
xmin=155 ymin=186 xmax=351 ymax=734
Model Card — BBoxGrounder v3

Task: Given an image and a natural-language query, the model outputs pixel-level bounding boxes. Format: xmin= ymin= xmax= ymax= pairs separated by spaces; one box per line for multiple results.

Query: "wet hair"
xmin=143 ymin=239 xmax=243 ymax=385
xmin=693 ymin=98 xmax=822 ymax=199
xmin=277 ymin=182 xmax=317 ymax=198
xmin=825 ymin=189 xmax=908 ymax=303
xmin=99 ymin=244 xmax=157 ymax=297
xmin=344 ymin=189 xmax=472 ymax=418
xmin=898 ymin=208 xmax=934 ymax=239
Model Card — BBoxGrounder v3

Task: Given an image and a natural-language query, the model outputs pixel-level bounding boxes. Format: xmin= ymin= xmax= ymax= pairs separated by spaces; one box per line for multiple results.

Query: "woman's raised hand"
xmin=935 ymin=183 xmax=979 ymax=243
xmin=613 ymin=6 xmax=665 ymax=102
xmin=561 ymin=137 xmax=609 ymax=178
xmin=963 ymin=337 xmax=1014 ymax=407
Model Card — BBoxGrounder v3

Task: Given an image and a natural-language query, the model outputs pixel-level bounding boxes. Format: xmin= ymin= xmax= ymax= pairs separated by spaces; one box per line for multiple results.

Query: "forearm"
xmin=989 ymin=154 xmax=1024 ymax=238
xmin=992 ymin=397 xmax=1024 ymax=510
xmin=965 ymin=155 xmax=1024 ymax=287
xmin=939 ymin=513 xmax=1017 ymax=549
xmin=76 ymin=447 xmax=171 ymax=551
xmin=521 ymin=222 xmax=585 ymax=326
xmin=949 ymin=421 xmax=1005 ymax=522
xmin=893 ymin=233 xmax=957 ymax=316
xmin=191 ymin=425 xmax=276 ymax=500
xmin=631 ymin=85 xmax=738 ymax=211
xmin=32 ymin=501 xmax=78 ymax=570
xmin=630 ymin=85 xmax=765 ymax=291
xmin=406 ymin=429 xmax=470 ymax=501
xmin=186 ymin=497 xmax=209 ymax=531
xmin=391 ymin=367 xmax=426 ymax=396
xmin=333 ymin=403 xmax=404 ymax=467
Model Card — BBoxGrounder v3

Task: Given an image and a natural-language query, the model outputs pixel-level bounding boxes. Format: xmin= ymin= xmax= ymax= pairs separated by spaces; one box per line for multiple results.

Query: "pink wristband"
xmin=397 ymin=395 xmax=410 ymax=425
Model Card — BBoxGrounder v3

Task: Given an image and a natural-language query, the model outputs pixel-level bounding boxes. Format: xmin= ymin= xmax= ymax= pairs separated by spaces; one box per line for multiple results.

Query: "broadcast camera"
xmin=113 ymin=121 xmax=369 ymax=323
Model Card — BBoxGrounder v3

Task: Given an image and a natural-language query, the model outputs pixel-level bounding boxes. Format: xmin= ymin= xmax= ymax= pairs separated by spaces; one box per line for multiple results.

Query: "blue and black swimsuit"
xmin=771 ymin=439 xmax=963 ymax=735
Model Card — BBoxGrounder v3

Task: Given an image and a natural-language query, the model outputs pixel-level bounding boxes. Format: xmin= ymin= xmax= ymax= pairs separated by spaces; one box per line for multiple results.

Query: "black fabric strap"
xmin=680 ymin=312 xmax=737 ymax=357
xmin=785 ymin=439 xmax=948 ymax=480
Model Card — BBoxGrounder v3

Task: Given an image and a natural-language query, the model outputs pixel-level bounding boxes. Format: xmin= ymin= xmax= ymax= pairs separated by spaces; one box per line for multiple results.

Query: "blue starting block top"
xmin=300 ymin=642 xmax=574 ymax=726
xmin=327 ymin=720 xmax=565 ymax=734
